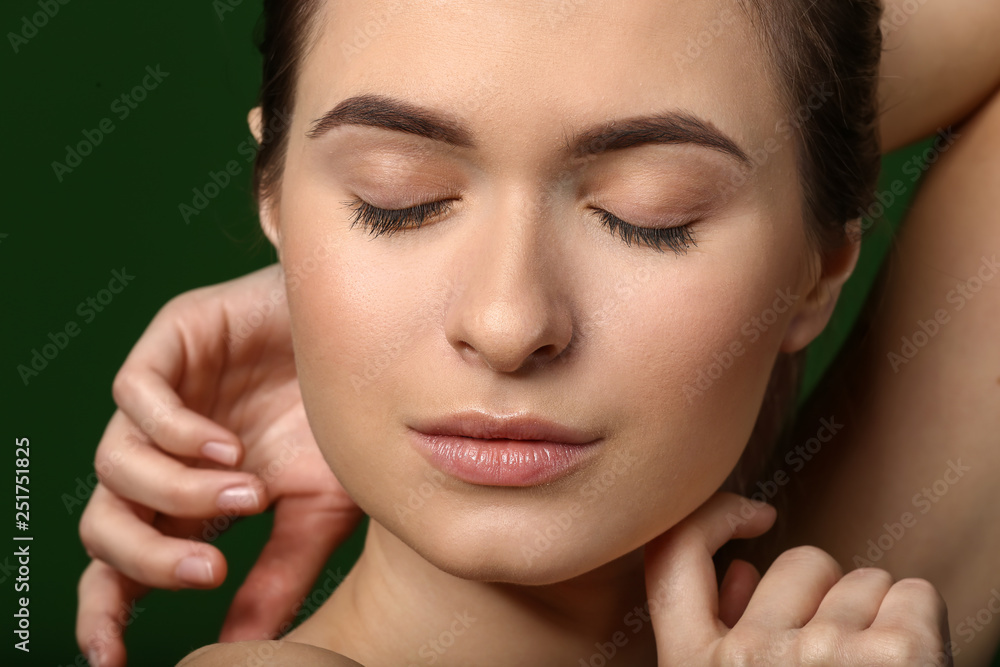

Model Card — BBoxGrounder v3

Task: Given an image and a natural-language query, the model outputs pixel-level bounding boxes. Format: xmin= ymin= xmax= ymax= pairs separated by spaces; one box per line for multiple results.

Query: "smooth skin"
xmin=233 ymin=0 xmax=874 ymax=663
xmin=177 ymin=494 xmax=946 ymax=666
xmin=780 ymin=27 xmax=1000 ymax=667
xmin=77 ymin=269 xmax=362 ymax=664
xmin=77 ymin=0 xmax=1000 ymax=665
xmin=773 ymin=3 xmax=1000 ymax=666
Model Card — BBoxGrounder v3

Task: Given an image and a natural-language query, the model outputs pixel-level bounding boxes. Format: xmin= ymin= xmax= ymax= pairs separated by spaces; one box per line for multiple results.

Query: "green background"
xmin=1 ymin=1 xmax=991 ymax=665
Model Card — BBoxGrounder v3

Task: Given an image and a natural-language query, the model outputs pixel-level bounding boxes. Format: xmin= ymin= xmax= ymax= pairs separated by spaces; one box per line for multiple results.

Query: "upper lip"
xmin=411 ymin=410 xmax=599 ymax=445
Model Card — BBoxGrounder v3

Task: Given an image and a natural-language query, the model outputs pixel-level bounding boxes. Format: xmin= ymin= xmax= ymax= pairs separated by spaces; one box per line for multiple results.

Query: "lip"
xmin=408 ymin=411 xmax=602 ymax=486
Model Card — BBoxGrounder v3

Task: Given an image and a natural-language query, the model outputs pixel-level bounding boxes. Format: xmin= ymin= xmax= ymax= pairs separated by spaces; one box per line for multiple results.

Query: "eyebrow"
xmin=307 ymin=93 xmax=751 ymax=166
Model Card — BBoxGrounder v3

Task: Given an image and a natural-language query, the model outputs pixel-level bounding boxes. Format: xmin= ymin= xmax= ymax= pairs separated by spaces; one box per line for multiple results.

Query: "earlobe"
xmin=780 ymin=221 xmax=863 ymax=354
xmin=258 ymin=197 xmax=281 ymax=252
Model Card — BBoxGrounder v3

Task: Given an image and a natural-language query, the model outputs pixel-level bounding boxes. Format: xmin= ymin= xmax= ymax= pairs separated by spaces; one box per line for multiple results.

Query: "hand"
xmin=644 ymin=492 xmax=952 ymax=666
xmin=76 ymin=264 xmax=364 ymax=667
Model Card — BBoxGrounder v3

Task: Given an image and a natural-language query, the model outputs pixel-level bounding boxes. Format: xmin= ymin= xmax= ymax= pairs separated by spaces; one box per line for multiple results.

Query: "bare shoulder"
xmin=176 ymin=640 xmax=364 ymax=667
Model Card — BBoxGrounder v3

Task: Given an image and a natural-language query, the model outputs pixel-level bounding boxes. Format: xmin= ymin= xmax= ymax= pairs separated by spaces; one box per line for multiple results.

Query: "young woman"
xmin=77 ymin=0 xmax=1000 ymax=665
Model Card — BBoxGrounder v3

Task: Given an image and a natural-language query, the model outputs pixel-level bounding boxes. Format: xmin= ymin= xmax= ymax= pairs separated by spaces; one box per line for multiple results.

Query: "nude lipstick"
xmin=408 ymin=410 xmax=601 ymax=486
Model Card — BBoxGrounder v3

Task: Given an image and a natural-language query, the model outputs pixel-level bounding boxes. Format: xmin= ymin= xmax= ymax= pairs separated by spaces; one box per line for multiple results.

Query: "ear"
xmin=248 ymin=106 xmax=281 ymax=250
xmin=780 ymin=220 xmax=862 ymax=353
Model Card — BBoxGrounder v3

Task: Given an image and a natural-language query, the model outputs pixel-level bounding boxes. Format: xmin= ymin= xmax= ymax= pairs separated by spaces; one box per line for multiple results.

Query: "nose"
xmin=444 ymin=204 xmax=574 ymax=374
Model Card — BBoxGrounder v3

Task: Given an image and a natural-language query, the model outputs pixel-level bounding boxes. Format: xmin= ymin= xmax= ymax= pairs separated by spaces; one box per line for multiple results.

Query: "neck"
xmin=291 ymin=519 xmax=659 ymax=666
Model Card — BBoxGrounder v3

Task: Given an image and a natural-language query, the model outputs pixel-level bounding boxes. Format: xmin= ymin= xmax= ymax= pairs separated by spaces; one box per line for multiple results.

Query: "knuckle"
xmin=717 ymin=630 xmax=774 ymax=667
xmin=891 ymin=578 xmax=949 ymax=624
xmin=848 ymin=567 xmax=895 ymax=587
xmin=160 ymin=291 xmax=192 ymax=315
xmin=869 ymin=628 xmax=929 ymax=665
xmin=78 ymin=508 xmax=101 ymax=560
xmin=249 ymin=566 xmax=298 ymax=602
xmin=162 ymin=474 xmax=200 ymax=513
xmin=782 ymin=544 xmax=832 ymax=562
xmin=149 ymin=415 xmax=181 ymax=446
xmin=777 ymin=545 xmax=844 ymax=579
xmin=893 ymin=577 xmax=943 ymax=604
xmin=131 ymin=545 xmax=164 ymax=583
xmin=93 ymin=445 xmax=121 ymax=484
xmin=111 ymin=368 xmax=136 ymax=406
xmin=796 ymin=622 xmax=846 ymax=665
xmin=161 ymin=285 xmax=214 ymax=317
xmin=716 ymin=643 xmax=758 ymax=667
xmin=93 ymin=450 xmax=110 ymax=482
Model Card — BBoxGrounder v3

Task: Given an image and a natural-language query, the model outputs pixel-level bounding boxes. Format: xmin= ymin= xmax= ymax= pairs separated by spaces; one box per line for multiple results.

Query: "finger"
xmin=76 ymin=559 xmax=149 ymax=667
xmin=719 ymin=559 xmax=762 ymax=629
xmin=739 ymin=545 xmax=843 ymax=630
xmin=809 ymin=567 xmax=894 ymax=631
xmin=644 ymin=492 xmax=777 ymax=655
xmin=97 ymin=414 xmax=268 ymax=518
xmin=111 ymin=304 xmax=243 ymax=466
xmin=79 ymin=484 xmax=229 ymax=589
xmin=219 ymin=496 xmax=365 ymax=641
xmin=869 ymin=578 xmax=950 ymax=647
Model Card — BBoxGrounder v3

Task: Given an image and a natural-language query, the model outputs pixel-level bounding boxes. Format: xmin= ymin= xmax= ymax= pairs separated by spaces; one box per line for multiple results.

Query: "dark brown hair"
xmin=249 ymin=0 xmax=884 ymax=497
xmin=251 ymin=0 xmax=324 ymax=208
xmin=251 ymin=1 xmax=883 ymax=235
xmin=723 ymin=0 xmax=884 ymax=498
xmin=742 ymin=0 xmax=884 ymax=253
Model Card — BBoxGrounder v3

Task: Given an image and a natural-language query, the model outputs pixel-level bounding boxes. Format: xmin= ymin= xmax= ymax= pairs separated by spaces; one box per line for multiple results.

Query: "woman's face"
xmin=267 ymin=0 xmax=821 ymax=584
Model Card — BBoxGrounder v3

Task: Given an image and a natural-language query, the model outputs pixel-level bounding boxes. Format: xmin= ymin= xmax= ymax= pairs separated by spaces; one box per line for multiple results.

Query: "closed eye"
xmin=342 ymin=197 xmax=698 ymax=255
xmin=342 ymin=197 xmax=457 ymax=238
xmin=590 ymin=208 xmax=697 ymax=255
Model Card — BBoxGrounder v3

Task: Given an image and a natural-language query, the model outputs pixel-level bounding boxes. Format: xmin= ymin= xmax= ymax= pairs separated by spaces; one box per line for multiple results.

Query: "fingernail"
xmin=217 ymin=485 xmax=259 ymax=511
xmin=88 ymin=644 xmax=104 ymax=667
xmin=175 ymin=556 xmax=215 ymax=586
xmin=201 ymin=441 xmax=239 ymax=466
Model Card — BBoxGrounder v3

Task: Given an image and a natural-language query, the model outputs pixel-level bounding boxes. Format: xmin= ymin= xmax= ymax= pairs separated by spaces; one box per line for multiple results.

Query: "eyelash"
xmin=591 ymin=209 xmax=697 ymax=255
xmin=343 ymin=197 xmax=455 ymax=238
xmin=342 ymin=197 xmax=698 ymax=255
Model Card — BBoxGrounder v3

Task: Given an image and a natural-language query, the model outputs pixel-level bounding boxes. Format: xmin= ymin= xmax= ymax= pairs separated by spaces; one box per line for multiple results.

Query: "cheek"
xmin=587 ymin=247 xmax=802 ymax=523
xmin=280 ymin=227 xmax=391 ymax=473
xmin=277 ymin=164 xmax=809 ymax=581
xmin=280 ymin=178 xmax=423 ymax=402
xmin=281 ymin=228 xmax=461 ymax=499
xmin=597 ymin=247 xmax=797 ymax=413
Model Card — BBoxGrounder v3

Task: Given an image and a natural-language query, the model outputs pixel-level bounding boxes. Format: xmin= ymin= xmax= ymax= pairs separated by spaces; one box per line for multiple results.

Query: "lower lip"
xmin=408 ymin=431 xmax=600 ymax=487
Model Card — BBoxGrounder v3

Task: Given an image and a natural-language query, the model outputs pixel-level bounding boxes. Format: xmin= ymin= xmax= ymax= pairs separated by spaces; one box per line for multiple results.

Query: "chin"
xmin=388 ymin=504 xmax=647 ymax=586
xmin=415 ymin=538 xmax=613 ymax=586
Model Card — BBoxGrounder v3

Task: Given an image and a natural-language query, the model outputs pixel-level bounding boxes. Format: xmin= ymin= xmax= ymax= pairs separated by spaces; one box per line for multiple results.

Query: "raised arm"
xmin=780 ymin=8 xmax=1000 ymax=664
xmin=878 ymin=0 xmax=1000 ymax=152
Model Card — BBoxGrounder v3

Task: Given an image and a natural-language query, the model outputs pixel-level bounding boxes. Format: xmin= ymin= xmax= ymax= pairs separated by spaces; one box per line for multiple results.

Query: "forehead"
xmin=295 ymin=0 xmax=784 ymax=164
